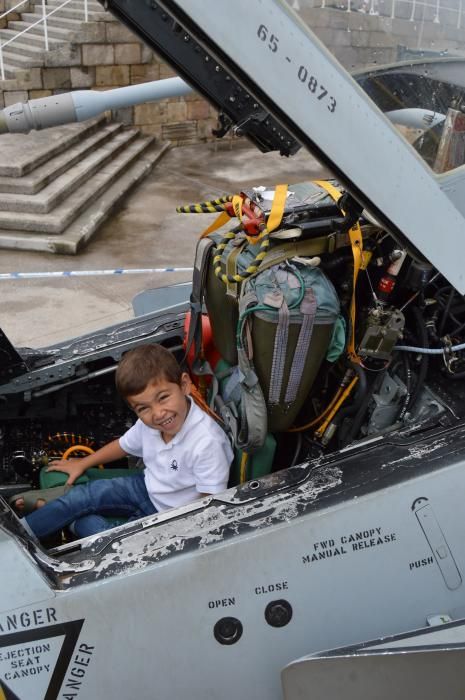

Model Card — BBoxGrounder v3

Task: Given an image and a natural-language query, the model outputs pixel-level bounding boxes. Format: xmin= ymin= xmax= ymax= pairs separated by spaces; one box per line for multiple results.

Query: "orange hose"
xmin=61 ymin=444 xmax=104 ymax=469
xmin=190 ymin=384 xmax=223 ymax=423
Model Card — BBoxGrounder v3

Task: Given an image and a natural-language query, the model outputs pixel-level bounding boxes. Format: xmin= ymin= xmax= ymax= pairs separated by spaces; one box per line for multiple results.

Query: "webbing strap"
xmin=199 ymin=210 xmax=231 ymax=238
xmin=199 ymin=183 xmax=287 ymax=242
xmin=313 ymin=180 xmax=363 ymax=363
xmin=269 ymin=300 xmax=290 ymax=405
xmin=285 ymin=288 xmax=317 ymax=403
xmin=225 ymin=238 xmax=246 ymax=297
xmin=347 ymin=225 xmax=363 ymax=361
xmin=267 ymin=184 xmax=288 ymax=233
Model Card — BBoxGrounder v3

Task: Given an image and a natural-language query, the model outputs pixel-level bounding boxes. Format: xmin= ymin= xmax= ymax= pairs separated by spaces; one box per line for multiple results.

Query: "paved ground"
xmin=0 ymin=139 xmax=328 ymax=348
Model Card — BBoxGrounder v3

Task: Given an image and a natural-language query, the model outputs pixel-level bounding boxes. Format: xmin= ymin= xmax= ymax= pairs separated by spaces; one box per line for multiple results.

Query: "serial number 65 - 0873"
xmin=256 ymin=24 xmax=337 ymax=113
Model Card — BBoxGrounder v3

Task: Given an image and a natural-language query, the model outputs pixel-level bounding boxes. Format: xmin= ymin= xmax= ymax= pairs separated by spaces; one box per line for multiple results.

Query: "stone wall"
xmin=302 ymin=6 xmax=465 ymax=70
xmin=0 ymin=11 xmax=219 ymax=145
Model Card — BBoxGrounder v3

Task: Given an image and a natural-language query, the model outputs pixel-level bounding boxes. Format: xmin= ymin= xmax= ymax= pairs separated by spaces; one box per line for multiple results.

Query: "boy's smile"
xmin=127 ymin=373 xmax=191 ymax=442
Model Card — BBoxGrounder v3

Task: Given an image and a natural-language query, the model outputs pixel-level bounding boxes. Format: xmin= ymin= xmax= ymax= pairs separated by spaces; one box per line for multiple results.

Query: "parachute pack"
xmin=181 ymin=181 xmax=368 ymax=481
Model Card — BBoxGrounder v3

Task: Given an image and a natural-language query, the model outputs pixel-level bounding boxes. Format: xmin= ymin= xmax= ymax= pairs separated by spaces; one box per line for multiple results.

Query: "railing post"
xmin=42 ymin=0 xmax=49 ymax=51
xmin=390 ymin=0 xmax=396 ymax=18
xmin=433 ymin=0 xmax=440 ymax=23
xmin=458 ymin=0 xmax=462 ymax=28
xmin=409 ymin=0 xmax=416 ymax=20
xmin=84 ymin=0 xmax=88 ymax=22
xmin=0 ymin=43 xmax=4 ymax=81
xmin=347 ymin=0 xmax=351 ymax=12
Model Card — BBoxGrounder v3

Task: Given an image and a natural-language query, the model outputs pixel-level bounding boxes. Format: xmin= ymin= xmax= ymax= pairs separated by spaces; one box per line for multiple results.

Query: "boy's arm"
xmin=46 ymin=439 xmax=129 ymax=486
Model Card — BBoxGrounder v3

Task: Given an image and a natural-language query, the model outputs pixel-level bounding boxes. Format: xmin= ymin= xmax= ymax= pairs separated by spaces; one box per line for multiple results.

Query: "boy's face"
xmin=127 ymin=373 xmax=191 ymax=441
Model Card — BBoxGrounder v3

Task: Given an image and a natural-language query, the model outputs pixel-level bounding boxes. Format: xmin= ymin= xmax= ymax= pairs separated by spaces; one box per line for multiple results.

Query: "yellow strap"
xmin=313 ymin=179 xmax=343 ymax=203
xmin=199 ymin=210 xmax=231 ymax=238
xmin=313 ymin=180 xmax=363 ymax=362
xmin=348 ymin=225 xmax=362 ymax=362
xmin=266 ymin=184 xmax=288 ymax=233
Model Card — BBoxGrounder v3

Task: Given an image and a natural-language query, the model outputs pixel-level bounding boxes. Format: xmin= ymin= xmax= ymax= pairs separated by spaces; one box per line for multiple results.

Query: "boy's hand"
xmin=46 ymin=458 xmax=87 ymax=486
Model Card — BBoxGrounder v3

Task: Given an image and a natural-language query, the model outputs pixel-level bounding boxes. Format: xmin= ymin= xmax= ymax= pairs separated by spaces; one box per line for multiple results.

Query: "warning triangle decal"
xmin=0 ymin=620 xmax=84 ymax=700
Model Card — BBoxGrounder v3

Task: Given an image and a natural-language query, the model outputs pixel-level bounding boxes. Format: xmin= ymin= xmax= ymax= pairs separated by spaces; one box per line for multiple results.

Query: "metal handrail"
xmin=0 ymin=0 xmax=29 ymax=21
xmin=336 ymin=0 xmax=464 ymax=26
xmin=0 ymin=0 xmax=89 ymax=80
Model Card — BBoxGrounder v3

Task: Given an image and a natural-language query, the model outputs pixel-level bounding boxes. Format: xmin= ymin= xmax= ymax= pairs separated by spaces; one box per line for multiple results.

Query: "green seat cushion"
xmin=40 ymin=466 xmax=142 ymax=489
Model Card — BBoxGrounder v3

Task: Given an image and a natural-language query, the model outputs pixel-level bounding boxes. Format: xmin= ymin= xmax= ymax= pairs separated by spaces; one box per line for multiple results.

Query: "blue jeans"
xmin=26 ymin=473 xmax=157 ymax=539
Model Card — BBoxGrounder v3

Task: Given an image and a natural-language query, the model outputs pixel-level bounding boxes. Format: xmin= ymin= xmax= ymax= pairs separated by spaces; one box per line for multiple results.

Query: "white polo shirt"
xmin=119 ymin=398 xmax=233 ymax=512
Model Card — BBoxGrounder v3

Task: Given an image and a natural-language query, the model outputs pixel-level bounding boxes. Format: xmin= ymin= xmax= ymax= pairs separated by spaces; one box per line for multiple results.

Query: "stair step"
xmin=0 ymin=134 xmax=157 ymax=232
xmin=0 ymin=122 xmax=122 ymax=195
xmin=21 ymin=12 xmax=93 ymax=30
xmin=0 ymin=27 xmax=65 ymax=49
xmin=0 ymin=127 xmax=139 ymax=214
xmin=0 ymin=115 xmax=108 ymax=177
xmin=8 ymin=20 xmax=76 ymax=40
xmin=0 ymin=142 xmax=171 ymax=253
xmin=0 ymin=62 xmax=22 ymax=79
xmin=1 ymin=48 xmax=44 ymax=68
xmin=39 ymin=0 xmax=103 ymax=9
xmin=32 ymin=5 xmax=106 ymax=21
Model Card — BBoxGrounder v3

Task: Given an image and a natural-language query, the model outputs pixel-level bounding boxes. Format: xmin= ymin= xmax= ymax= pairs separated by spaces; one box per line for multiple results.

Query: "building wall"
xmin=0 ymin=12 xmax=219 ymax=145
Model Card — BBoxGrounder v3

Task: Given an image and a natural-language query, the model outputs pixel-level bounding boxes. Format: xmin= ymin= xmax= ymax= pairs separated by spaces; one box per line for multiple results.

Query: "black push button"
xmin=264 ymin=599 xmax=293 ymax=628
xmin=213 ymin=617 xmax=243 ymax=645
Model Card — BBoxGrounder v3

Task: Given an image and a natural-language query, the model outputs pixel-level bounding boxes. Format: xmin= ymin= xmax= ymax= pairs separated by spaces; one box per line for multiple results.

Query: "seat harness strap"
xmin=313 ymin=180 xmax=363 ymax=362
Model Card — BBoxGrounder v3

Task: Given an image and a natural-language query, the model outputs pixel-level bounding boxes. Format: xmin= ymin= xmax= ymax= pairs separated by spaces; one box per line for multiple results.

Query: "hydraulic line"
xmin=395 ymin=343 xmax=465 ymax=354
xmin=398 ymin=352 xmax=412 ymax=421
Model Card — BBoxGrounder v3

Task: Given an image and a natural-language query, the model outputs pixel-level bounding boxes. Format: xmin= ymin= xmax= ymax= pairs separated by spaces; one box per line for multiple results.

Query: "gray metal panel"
xmin=166 ymin=0 xmax=465 ymax=292
xmin=132 ymin=282 xmax=191 ymax=316
xmin=281 ymin=649 xmax=465 ymax=700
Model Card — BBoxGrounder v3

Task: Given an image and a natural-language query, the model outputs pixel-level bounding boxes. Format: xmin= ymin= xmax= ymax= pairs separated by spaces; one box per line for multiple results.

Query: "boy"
xmin=24 ymin=344 xmax=233 ymax=539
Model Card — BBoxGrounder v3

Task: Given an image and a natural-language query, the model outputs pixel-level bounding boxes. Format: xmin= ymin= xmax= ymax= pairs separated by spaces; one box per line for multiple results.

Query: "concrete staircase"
xmin=0 ymin=115 xmax=169 ymax=253
xmin=0 ymin=0 xmax=105 ymax=79
xmin=0 ymin=1 xmax=172 ymax=253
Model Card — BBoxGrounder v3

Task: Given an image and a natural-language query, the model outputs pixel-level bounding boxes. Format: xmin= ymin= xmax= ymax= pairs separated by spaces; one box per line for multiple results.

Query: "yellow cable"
xmin=287 ymin=386 xmax=344 ymax=433
xmin=315 ymin=376 xmax=359 ymax=438
xmin=239 ymin=452 xmax=249 ymax=483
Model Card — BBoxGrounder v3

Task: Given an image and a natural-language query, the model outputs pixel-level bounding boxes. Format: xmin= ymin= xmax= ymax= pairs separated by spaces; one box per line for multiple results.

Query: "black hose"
xmin=438 ymin=288 xmax=454 ymax=336
xmin=290 ymin=433 xmax=303 ymax=467
xmin=398 ymin=352 xmax=412 ymax=421
xmin=336 ymin=363 xmax=368 ymax=446
xmin=444 ymin=369 xmax=465 ymax=380
xmin=407 ymin=306 xmax=429 ymax=411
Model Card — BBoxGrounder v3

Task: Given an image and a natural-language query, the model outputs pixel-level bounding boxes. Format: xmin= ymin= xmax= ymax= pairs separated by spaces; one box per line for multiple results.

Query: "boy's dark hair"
xmin=115 ymin=344 xmax=182 ymax=398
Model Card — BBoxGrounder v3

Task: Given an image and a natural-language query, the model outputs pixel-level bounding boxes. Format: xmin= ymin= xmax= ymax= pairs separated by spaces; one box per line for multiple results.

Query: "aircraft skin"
xmin=2 ymin=1 xmax=465 ymax=698
xmin=2 ymin=414 xmax=465 ymax=699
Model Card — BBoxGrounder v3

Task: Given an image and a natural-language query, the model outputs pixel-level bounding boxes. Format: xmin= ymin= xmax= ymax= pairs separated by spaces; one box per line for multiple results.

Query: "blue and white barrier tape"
xmin=0 ymin=267 xmax=194 ymax=280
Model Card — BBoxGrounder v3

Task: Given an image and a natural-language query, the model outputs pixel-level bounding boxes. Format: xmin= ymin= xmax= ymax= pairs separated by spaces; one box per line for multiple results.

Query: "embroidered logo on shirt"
xmin=170 ymin=459 xmax=179 ymax=471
